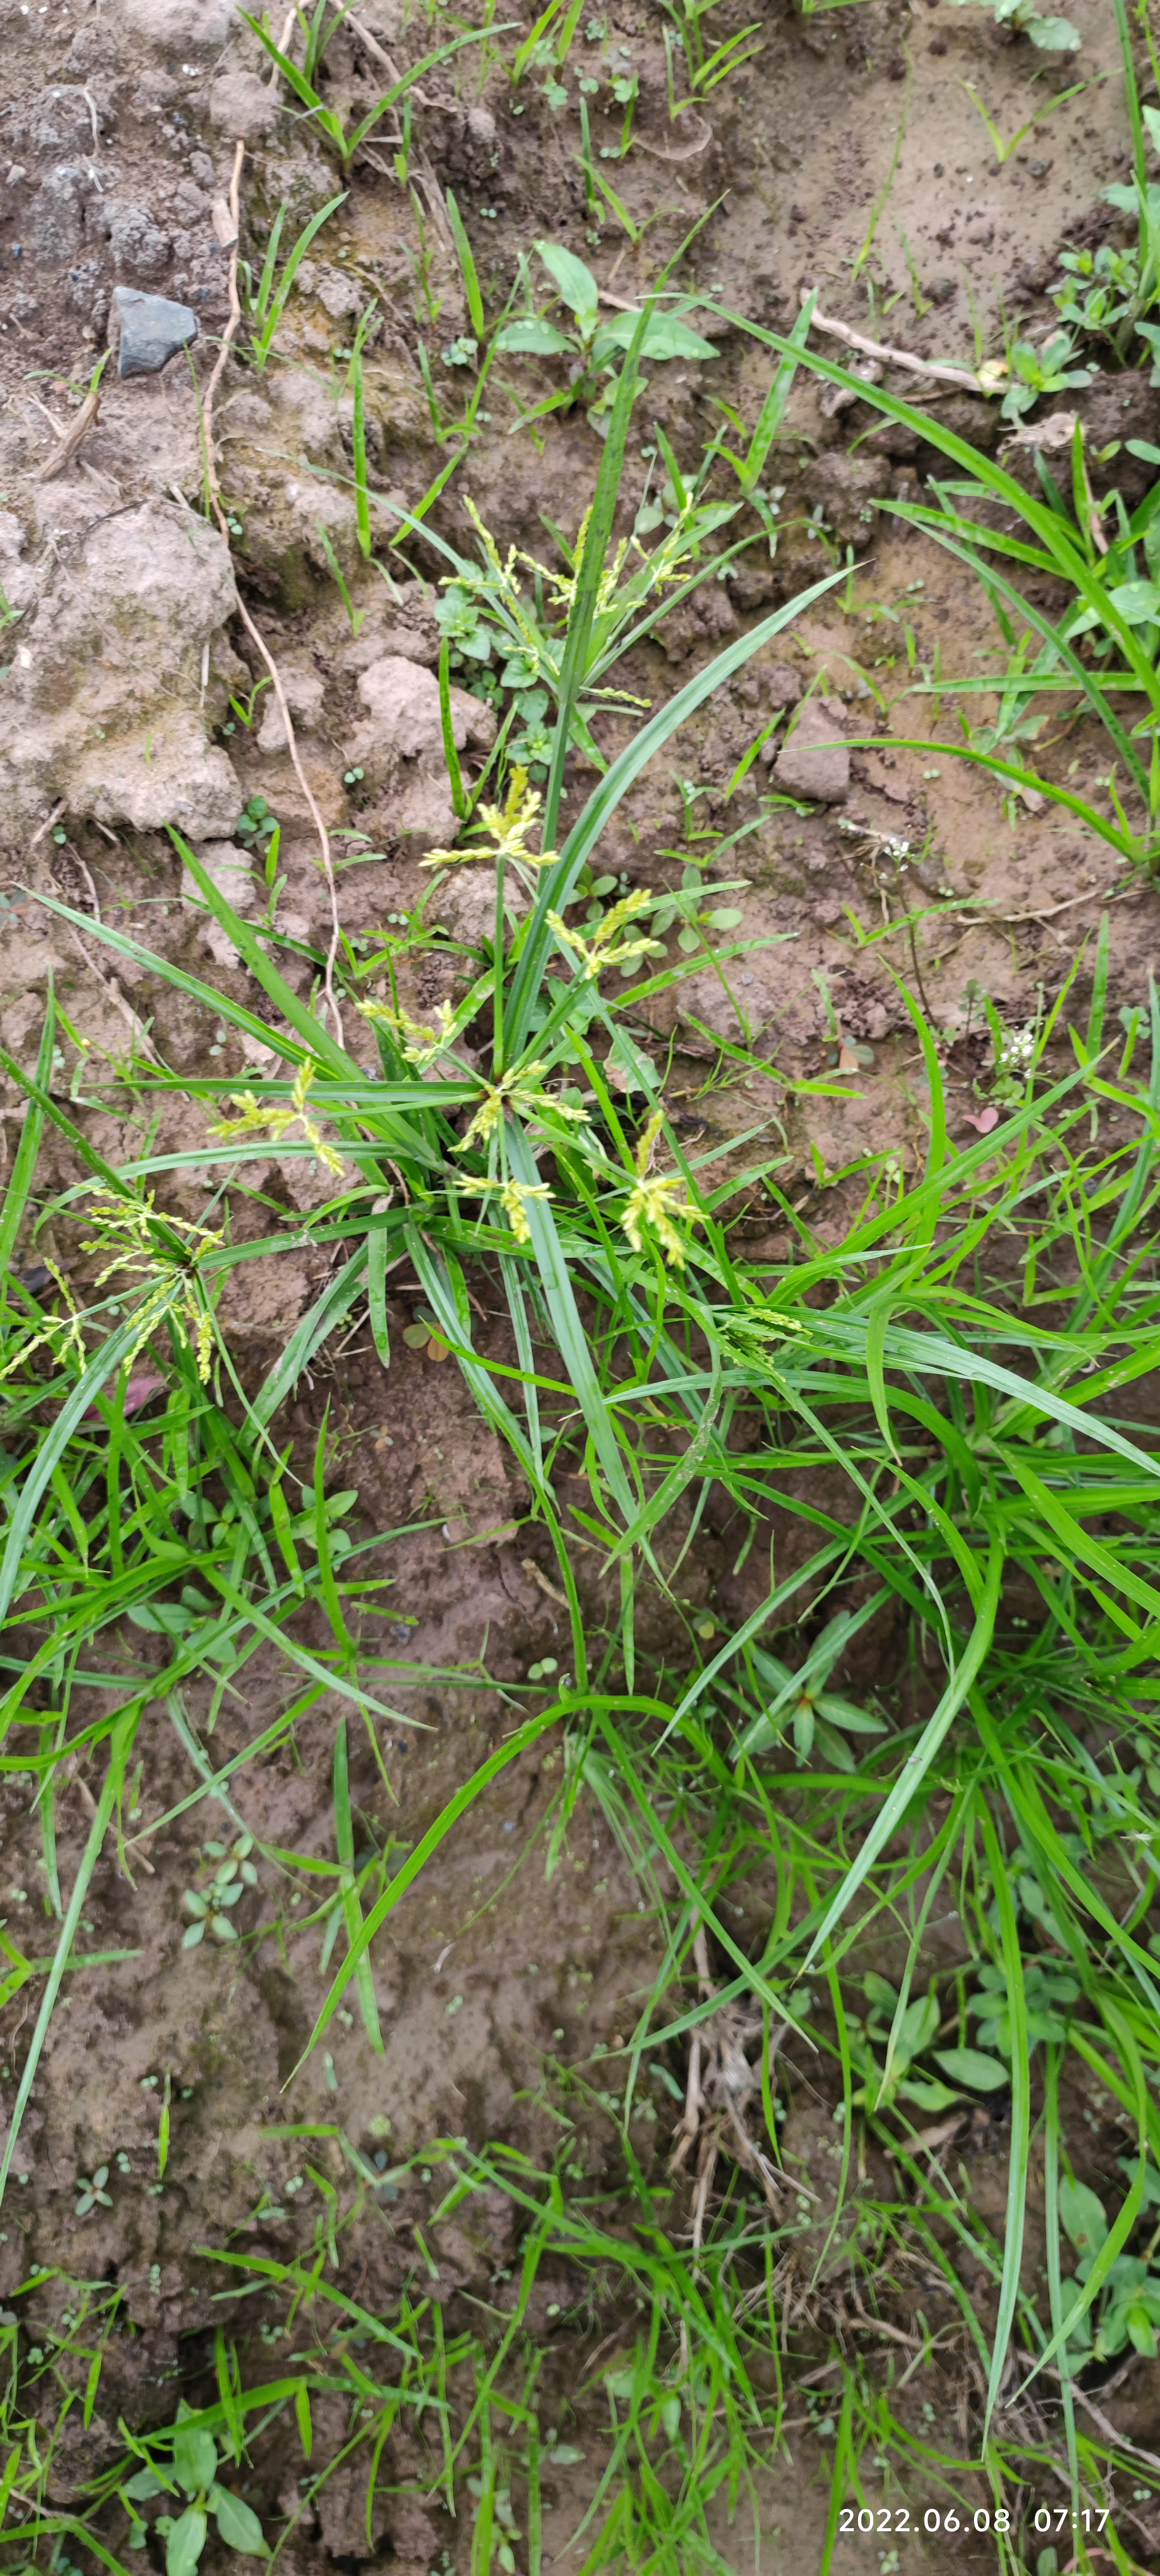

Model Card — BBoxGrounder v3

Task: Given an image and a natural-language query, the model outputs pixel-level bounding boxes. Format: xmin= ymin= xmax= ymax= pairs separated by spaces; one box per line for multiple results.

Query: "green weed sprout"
xmin=240 ymin=13 xmax=511 ymax=165
xmin=74 ymin=2166 xmax=111 ymax=2218
xmin=962 ymin=70 xmax=1088 ymax=170
xmin=287 ymin=0 xmax=359 ymax=82
xmin=425 ymin=476 xmax=742 ymax=776
xmin=944 ymin=0 xmax=1081 ymax=49
xmin=1048 ymin=1 xmax=1160 ymax=365
xmin=234 ymin=793 xmax=279 ymax=847
xmin=658 ymin=0 xmax=762 ymax=105
xmin=1076 ymin=103 xmax=1160 ymax=358
xmin=735 ymin=1612 xmax=889 ymax=1769
xmin=1052 ymin=238 xmax=1158 ymax=355
xmin=1058 ymin=2177 xmax=1160 ymax=2362
xmin=239 ymin=191 xmax=347 ymax=371
xmin=181 ymin=1836 xmax=258 ymax=1948
xmin=495 ymin=240 xmax=718 ymax=434
xmin=125 ymin=2401 xmax=267 ymax=2568
xmin=998 ymin=327 xmax=1092 ymax=425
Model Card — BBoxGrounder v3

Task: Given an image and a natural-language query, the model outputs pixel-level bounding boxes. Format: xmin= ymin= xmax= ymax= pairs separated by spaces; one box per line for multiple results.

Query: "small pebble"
xmin=109 ymin=285 xmax=197 ymax=379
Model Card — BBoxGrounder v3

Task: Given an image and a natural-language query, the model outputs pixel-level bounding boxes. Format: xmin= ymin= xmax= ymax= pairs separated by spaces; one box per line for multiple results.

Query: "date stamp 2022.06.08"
xmin=837 ymin=2502 xmax=1112 ymax=2542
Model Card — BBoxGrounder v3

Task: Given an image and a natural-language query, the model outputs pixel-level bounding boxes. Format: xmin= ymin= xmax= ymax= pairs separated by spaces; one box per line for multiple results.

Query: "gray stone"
xmin=63 ymin=24 xmax=119 ymax=75
xmin=256 ymin=665 xmax=325 ymax=754
xmin=0 ymin=511 xmax=35 ymax=614
xmin=772 ymin=697 xmax=849 ymax=805
xmin=105 ymin=200 xmax=173 ymax=280
xmin=109 ymin=284 xmax=197 ymax=376
xmin=355 ymin=655 xmax=495 ymax=761
xmin=317 ymin=268 xmax=361 ymax=322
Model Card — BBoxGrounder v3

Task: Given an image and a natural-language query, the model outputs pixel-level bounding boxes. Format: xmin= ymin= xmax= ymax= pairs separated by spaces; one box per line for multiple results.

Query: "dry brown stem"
xmin=801 ymin=292 xmax=985 ymax=394
xmin=35 ymin=381 xmax=103 ymax=484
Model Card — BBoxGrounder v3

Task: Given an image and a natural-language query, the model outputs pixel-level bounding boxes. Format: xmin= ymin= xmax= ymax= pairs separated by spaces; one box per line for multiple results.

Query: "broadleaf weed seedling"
xmin=73 ymin=2166 xmax=111 ymax=2219
xmin=181 ymin=1835 xmax=259 ymax=1948
xmin=495 ymin=241 xmax=718 ymax=436
xmin=125 ymin=2400 xmax=267 ymax=2568
xmin=943 ymin=0 xmax=1081 ymax=47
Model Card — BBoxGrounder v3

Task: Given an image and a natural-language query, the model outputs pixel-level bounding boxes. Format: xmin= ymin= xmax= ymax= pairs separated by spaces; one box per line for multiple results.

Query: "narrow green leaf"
xmin=508 ymin=564 xmax=846 ymax=1055
xmin=293 ymin=1705 xmax=567 ymax=2073
xmin=0 ymin=987 xmax=54 ymax=1277
xmin=976 ymin=1801 xmax=1028 ymax=2435
xmin=445 ymin=188 xmax=484 ymax=339
xmin=367 ymin=1224 xmax=391 ymax=1371
xmin=250 ymin=1249 xmax=369 ymax=1431
xmin=801 ymin=1545 xmax=1004 ymax=1970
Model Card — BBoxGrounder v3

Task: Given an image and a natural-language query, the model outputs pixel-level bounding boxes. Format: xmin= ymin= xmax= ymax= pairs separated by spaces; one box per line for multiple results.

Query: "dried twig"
xmin=521 ymin=1557 xmax=569 ymax=1610
xmin=999 ymin=884 xmax=1130 ymax=924
xmin=200 ymin=138 xmax=245 ymax=448
xmin=35 ymin=381 xmax=103 ymax=484
xmin=801 ymin=290 xmax=985 ymax=394
xmin=267 ymin=4 xmax=296 ymax=87
xmin=671 ymin=1926 xmax=786 ymax=2228
xmin=26 ymin=801 xmax=67 ymax=857
xmin=846 ymin=2300 xmax=926 ymax=2351
xmin=346 ymin=9 xmax=434 ymax=103
xmin=200 ymin=141 xmax=345 ymax=1043
xmin=1034 ymin=2373 xmax=1160 ymax=2474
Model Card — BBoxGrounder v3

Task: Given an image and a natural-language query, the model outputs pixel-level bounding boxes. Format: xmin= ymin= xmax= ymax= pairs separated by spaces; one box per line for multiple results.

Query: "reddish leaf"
xmin=85 ymin=1371 xmax=167 ymax=1421
xmin=963 ymin=1106 xmax=999 ymax=1135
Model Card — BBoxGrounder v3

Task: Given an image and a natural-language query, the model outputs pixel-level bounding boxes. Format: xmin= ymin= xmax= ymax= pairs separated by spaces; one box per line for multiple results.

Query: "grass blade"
xmin=977 ymin=1797 xmax=1030 ymax=2436
xmin=292 ymin=1705 xmax=569 ymax=2071
xmin=250 ymin=1249 xmax=369 ymax=1430
xmin=0 ymin=989 xmax=55 ymax=1276
xmin=506 ymin=565 xmax=846 ymax=1056
xmin=333 ymin=1718 xmax=384 ymax=2052
xmin=445 ymin=189 xmax=484 ymax=340
xmin=538 ymin=302 xmax=654 ymax=864
xmin=0 ymin=1709 xmax=138 ymax=2206
xmin=801 ymin=1543 xmax=1003 ymax=1969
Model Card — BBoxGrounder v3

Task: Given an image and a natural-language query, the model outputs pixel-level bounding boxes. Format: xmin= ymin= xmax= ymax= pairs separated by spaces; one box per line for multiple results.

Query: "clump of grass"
xmin=9 ymin=292 xmax=1160 ymax=2575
